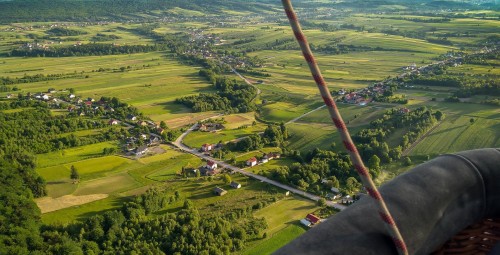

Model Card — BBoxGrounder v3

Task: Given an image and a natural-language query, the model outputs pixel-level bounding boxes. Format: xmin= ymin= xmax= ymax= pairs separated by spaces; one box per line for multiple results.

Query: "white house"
xmin=206 ymin=161 xmax=217 ymax=170
xmin=201 ymin=143 xmax=213 ymax=152
xmin=230 ymin=181 xmax=241 ymax=189
xmin=300 ymin=218 xmax=312 ymax=227
xmin=246 ymin=157 xmax=257 ymax=167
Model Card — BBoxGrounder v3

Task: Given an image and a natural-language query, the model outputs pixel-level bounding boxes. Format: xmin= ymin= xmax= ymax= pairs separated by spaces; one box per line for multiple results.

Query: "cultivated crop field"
xmin=411 ymin=115 xmax=500 ymax=156
xmin=241 ymin=197 xmax=318 ymax=255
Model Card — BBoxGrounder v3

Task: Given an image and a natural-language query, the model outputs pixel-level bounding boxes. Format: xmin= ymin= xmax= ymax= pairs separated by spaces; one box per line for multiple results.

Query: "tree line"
xmin=267 ymin=149 xmax=361 ymax=196
xmin=354 ymin=107 xmax=442 ymax=162
xmin=10 ymin=43 xmax=167 ymax=57
xmin=176 ymin=75 xmax=257 ymax=114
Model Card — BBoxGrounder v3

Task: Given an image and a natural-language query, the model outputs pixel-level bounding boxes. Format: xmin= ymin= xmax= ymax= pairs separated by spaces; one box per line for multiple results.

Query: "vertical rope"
xmin=281 ymin=1 xmax=408 ymax=254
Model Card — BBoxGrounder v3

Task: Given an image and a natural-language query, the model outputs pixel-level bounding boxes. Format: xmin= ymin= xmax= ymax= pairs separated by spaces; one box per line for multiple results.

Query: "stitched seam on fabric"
xmin=445 ymin=153 xmax=487 ymax=219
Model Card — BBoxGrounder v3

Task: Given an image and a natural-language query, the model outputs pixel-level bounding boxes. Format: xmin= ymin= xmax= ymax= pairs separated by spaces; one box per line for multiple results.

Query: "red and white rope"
xmin=281 ymin=1 xmax=408 ymax=254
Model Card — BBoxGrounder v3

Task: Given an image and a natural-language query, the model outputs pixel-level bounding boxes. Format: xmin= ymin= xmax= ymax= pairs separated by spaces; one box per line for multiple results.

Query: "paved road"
xmin=231 ymin=68 xmax=262 ymax=95
xmin=172 ymin=123 xmax=346 ymax=210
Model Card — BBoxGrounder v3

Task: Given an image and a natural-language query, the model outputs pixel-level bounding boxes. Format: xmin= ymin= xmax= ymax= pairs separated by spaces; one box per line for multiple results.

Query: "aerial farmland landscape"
xmin=0 ymin=0 xmax=498 ymax=254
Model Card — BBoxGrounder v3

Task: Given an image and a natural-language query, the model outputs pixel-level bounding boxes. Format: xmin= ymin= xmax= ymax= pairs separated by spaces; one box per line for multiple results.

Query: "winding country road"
xmin=172 ymin=123 xmax=346 ymax=210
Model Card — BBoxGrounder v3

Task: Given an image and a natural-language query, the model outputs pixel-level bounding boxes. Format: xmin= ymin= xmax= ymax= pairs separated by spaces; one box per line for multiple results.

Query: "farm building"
xmin=157 ymin=127 xmax=165 ymax=134
xmin=134 ymin=145 xmax=149 ymax=156
xmin=246 ymin=157 xmax=258 ymax=167
xmin=201 ymin=143 xmax=213 ymax=152
xmin=306 ymin=214 xmax=321 ymax=225
xmin=300 ymin=218 xmax=312 ymax=227
xmin=214 ymin=187 xmax=227 ymax=196
xmin=127 ymin=114 xmax=137 ymax=121
xmin=230 ymin=181 xmax=241 ymax=189
xmin=199 ymin=123 xmax=225 ymax=132
xmin=264 ymin=152 xmax=281 ymax=160
xmin=206 ymin=160 xmax=217 ymax=170
xmin=300 ymin=213 xmax=322 ymax=227
xmin=199 ymin=161 xmax=219 ymax=176
xmin=148 ymin=136 xmax=161 ymax=146
xmin=399 ymin=108 xmax=411 ymax=114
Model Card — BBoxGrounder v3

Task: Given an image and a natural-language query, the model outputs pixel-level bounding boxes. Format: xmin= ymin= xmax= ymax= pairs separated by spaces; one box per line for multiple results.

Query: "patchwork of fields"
xmin=1 ymin=8 xmax=498 ymax=253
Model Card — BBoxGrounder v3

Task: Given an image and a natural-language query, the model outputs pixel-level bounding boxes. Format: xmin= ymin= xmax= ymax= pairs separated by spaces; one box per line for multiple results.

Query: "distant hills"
xmin=0 ymin=0 xmax=275 ymax=23
xmin=0 ymin=0 xmax=496 ymax=23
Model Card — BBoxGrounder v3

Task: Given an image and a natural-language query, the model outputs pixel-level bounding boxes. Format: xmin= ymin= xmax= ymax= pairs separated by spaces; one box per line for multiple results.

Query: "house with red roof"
xmin=201 ymin=144 xmax=213 ymax=152
xmin=206 ymin=160 xmax=217 ymax=170
xmin=306 ymin=214 xmax=321 ymax=225
xmin=246 ymin=157 xmax=257 ymax=167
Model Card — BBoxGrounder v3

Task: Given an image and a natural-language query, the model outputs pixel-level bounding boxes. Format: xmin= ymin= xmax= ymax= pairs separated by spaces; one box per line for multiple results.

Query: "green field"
xmin=241 ymin=196 xmax=319 ymax=255
xmin=299 ymin=104 xmax=389 ymax=126
xmin=38 ymin=155 xmax=132 ymax=181
xmin=41 ymin=195 xmax=130 ymax=225
xmin=0 ymin=52 xmax=216 ymax=127
xmin=37 ymin=141 xmax=119 ymax=168
xmin=183 ymin=124 xmax=266 ymax=148
xmin=3 ymin=8 xmax=498 ymax=253
xmin=411 ymin=115 xmax=500 ymax=156
xmin=242 ymin=224 xmax=305 ymax=255
xmin=146 ymin=153 xmax=204 ymax=181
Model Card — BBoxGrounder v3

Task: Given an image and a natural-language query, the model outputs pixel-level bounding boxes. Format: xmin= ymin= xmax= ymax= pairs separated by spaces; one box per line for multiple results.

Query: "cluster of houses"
xmin=397 ymin=56 xmax=463 ymax=80
xmin=198 ymin=160 xmax=220 ymax=176
xmin=339 ymin=82 xmax=388 ymax=105
xmin=246 ymin=152 xmax=281 ymax=167
xmin=398 ymin=107 xmax=411 ymax=115
xmin=200 ymin=143 xmax=223 ymax=154
xmin=198 ymin=123 xmax=225 ymax=132
xmin=213 ymin=181 xmax=241 ymax=196
xmin=20 ymin=41 xmax=60 ymax=50
xmin=183 ymin=29 xmax=255 ymax=68
xmin=300 ymin=213 xmax=323 ymax=228
xmin=124 ymin=135 xmax=161 ymax=156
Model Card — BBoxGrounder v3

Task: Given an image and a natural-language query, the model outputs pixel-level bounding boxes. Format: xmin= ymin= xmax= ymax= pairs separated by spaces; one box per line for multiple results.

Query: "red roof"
xmin=207 ymin=161 xmax=216 ymax=166
xmin=203 ymin=143 xmax=212 ymax=147
xmin=306 ymin=214 xmax=321 ymax=224
xmin=85 ymin=101 xmax=92 ymax=106
xmin=247 ymin=157 xmax=257 ymax=162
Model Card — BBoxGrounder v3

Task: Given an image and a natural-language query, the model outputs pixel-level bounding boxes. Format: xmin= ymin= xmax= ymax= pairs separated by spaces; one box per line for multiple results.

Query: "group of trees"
xmin=354 ymin=107 xmax=442 ymax=162
xmin=91 ymin=33 xmax=121 ymax=42
xmin=46 ymin=27 xmax=88 ymax=36
xmin=1 ymin=174 xmax=267 ymax=255
xmin=229 ymin=123 xmax=288 ymax=152
xmin=1 ymin=72 xmax=84 ymax=86
xmin=267 ymin=149 xmax=361 ymax=196
xmin=176 ymin=76 xmax=257 ymax=113
xmin=11 ymin=43 xmax=167 ymax=57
